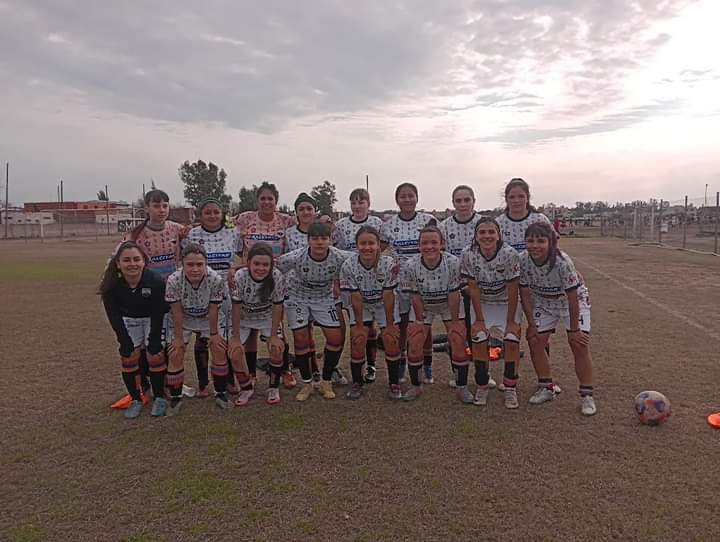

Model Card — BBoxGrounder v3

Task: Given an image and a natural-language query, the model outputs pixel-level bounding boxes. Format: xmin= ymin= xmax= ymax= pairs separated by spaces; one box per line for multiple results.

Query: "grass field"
xmin=2 ymin=236 xmax=720 ymax=542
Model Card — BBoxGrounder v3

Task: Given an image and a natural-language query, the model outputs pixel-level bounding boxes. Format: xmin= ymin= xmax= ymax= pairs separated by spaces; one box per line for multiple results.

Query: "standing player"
xmin=164 ymin=243 xmax=248 ymax=415
xmin=100 ymin=241 xmax=168 ymax=419
xmin=519 ymin=222 xmax=596 ymax=416
xmin=461 ymin=217 xmax=522 ymax=409
xmin=334 ymin=188 xmax=385 ymax=383
xmin=401 ymin=222 xmax=468 ymax=402
xmin=339 ymin=226 xmax=402 ymax=399
xmin=234 ymin=181 xmax=297 ymax=389
xmin=381 ymin=183 xmax=435 ymax=384
xmin=184 ymin=197 xmax=242 ymax=396
xmin=230 ymin=244 xmax=287 ymax=405
xmin=275 ymin=222 xmax=353 ymax=401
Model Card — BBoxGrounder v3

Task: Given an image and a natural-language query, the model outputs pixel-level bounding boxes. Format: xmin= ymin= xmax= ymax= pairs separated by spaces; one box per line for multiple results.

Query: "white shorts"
xmin=347 ymin=301 xmax=400 ymax=328
xmin=166 ymin=312 xmax=229 ymax=343
xmin=533 ymin=300 xmax=591 ymax=334
xmin=122 ymin=317 xmax=153 ymax=348
xmin=239 ymin=319 xmax=284 ymax=344
xmin=397 ymin=289 xmax=412 ymax=316
xmin=409 ymin=302 xmax=465 ymax=325
xmin=285 ymin=297 xmax=343 ymax=330
xmin=468 ymin=303 xmax=523 ymax=339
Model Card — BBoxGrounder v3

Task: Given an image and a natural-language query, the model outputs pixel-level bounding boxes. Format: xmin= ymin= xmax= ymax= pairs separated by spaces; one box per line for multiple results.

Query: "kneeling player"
xmin=401 ymin=222 xmax=468 ymax=401
xmin=339 ymin=226 xmax=402 ymax=400
xmin=230 ymin=243 xmax=287 ymax=406
xmin=100 ymin=241 xmax=168 ymax=419
xmin=276 ymin=222 xmax=353 ymax=401
xmin=519 ymin=222 xmax=596 ymax=416
xmin=462 ymin=217 xmax=522 ymax=409
xmin=165 ymin=243 xmax=247 ymax=415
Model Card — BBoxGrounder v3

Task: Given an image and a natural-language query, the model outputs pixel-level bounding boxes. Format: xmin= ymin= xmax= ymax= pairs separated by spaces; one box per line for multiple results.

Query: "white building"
xmin=1 ymin=209 xmax=55 ymax=225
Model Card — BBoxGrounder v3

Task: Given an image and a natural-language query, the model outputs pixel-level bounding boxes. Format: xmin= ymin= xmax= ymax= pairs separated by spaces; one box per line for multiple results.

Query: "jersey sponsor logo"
xmin=150 ymin=253 xmax=175 ymax=263
xmin=247 ymin=233 xmax=282 ymax=241
xmin=394 ymin=240 xmax=418 ymax=247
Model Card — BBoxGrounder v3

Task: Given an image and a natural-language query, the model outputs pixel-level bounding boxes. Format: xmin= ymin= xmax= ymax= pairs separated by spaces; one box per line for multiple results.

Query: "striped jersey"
xmin=401 ymin=253 xmax=462 ymax=305
xmin=230 ymin=268 xmax=285 ymax=323
xmin=276 ymin=247 xmax=353 ymax=302
xmin=165 ymin=268 xmax=226 ymax=319
xmin=519 ymin=251 xmax=588 ymax=310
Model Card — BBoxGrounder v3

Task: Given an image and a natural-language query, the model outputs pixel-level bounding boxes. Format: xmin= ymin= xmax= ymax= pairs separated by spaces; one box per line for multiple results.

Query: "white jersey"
xmin=183 ymin=226 xmax=241 ymax=280
xmin=339 ymin=255 xmax=399 ymax=305
xmin=230 ymin=268 xmax=285 ymax=323
xmin=283 ymin=225 xmax=309 ymax=253
xmin=519 ymin=250 xmax=588 ymax=310
xmin=401 ymin=253 xmax=462 ymax=306
xmin=165 ymin=268 xmax=226 ymax=319
xmin=276 ymin=247 xmax=353 ymax=302
xmin=334 ymin=215 xmax=385 ymax=251
xmin=439 ymin=212 xmax=483 ymax=257
xmin=461 ymin=244 xmax=520 ymax=304
xmin=381 ymin=212 xmax=435 ymax=262
xmin=495 ymin=210 xmax=552 ymax=253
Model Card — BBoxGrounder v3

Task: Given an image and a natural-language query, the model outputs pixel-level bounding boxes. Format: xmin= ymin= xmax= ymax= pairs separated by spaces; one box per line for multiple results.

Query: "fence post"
xmin=649 ymin=202 xmax=655 ymax=240
xmin=611 ymin=214 xmax=615 ymax=237
xmin=682 ymin=195 xmax=688 ymax=249
xmin=632 ymin=207 xmax=638 ymax=239
xmin=715 ymin=192 xmax=719 ymax=255
xmin=658 ymin=200 xmax=664 ymax=244
xmin=624 ymin=211 xmax=628 ymax=239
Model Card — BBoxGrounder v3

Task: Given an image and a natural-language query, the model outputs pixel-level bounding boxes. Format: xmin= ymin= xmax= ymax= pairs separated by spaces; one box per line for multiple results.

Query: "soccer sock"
xmin=282 ymin=344 xmax=290 ymax=372
xmin=194 ymin=337 xmax=210 ymax=390
xmin=269 ymin=365 xmax=283 ymax=389
xmin=166 ymin=369 xmax=185 ymax=401
xmin=294 ymin=353 xmax=312 ymax=382
xmin=579 ymin=385 xmax=594 ymax=397
xmin=387 ymin=360 xmax=400 ymax=386
xmin=147 ymin=353 xmax=167 ymax=399
xmin=121 ymin=370 xmax=142 ymax=401
xmin=246 ymin=351 xmax=258 ymax=378
xmin=409 ymin=364 xmax=422 ymax=386
xmin=503 ymin=361 xmax=518 ymax=389
xmin=456 ymin=365 xmax=469 ymax=387
xmin=322 ymin=349 xmax=342 ymax=381
xmin=474 ymin=361 xmax=489 ymax=386
xmin=138 ymin=350 xmax=151 ymax=392
xmin=310 ymin=351 xmax=320 ymax=374
xmin=211 ymin=364 xmax=229 ymax=394
xmin=350 ymin=362 xmax=364 ymax=385
xmin=423 ymin=354 xmax=433 ymax=368
xmin=539 ymin=377 xmax=554 ymax=389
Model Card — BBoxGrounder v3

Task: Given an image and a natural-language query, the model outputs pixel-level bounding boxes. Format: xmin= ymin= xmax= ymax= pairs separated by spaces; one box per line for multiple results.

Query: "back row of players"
xmin=100 ymin=178 xmax=595 ymax=419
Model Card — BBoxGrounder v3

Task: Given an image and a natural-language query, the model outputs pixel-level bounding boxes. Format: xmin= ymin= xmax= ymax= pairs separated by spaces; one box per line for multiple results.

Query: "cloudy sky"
xmin=1 ymin=0 xmax=719 ymax=211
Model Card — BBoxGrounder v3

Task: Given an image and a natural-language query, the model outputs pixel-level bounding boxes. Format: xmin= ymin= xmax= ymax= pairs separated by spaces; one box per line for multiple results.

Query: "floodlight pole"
xmin=105 ymin=184 xmax=110 ymax=235
xmin=4 ymin=162 xmax=8 ymax=239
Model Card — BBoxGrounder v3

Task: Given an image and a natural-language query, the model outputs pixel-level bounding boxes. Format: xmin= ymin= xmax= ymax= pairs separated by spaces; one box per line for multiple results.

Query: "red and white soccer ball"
xmin=634 ymin=390 xmax=671 ymax=425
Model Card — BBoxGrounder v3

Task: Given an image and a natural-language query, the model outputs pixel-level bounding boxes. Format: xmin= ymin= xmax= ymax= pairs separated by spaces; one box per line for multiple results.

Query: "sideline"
xmin=576 ymin=258 xmax=720 ymax=341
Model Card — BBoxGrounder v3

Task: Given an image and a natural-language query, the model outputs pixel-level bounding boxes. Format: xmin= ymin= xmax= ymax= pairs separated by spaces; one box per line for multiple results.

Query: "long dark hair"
xmin=355 ymin=225 xmax=381 ymax=268
xmin=504 ymin=178 xmax=537 ymax=213
xmin=471 ymin=216 xmax=503 ymax=253
xmin=247 ymin=243 xmax=276 ymax=303
xmin=525 ymin=222 xmax=561 ymax=270
xmin=129 ymin=189 xmax=170 ymax=241
xmin=98 ymin=241 xmax=149 ymax=296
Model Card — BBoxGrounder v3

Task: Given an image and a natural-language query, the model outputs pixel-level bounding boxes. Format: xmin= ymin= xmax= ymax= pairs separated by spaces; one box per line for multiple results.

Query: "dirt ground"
xmin=2 ymin=236 xmax=719 ymax=542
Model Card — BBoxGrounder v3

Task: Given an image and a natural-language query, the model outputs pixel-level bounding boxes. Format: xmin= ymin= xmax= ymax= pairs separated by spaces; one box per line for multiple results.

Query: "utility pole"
xmin=365 ymin=174 xmax=369 ymax=192
xmin=60 ymin=180 xmax=64 ymax=239
xmin=4 ymin=162 xmax=8 ymax=239
xmin=105 ymin=184 xmax=110 ymax=235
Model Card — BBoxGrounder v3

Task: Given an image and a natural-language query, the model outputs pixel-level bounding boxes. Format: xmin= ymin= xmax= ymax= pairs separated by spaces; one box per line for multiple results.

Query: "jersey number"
xmin=328 ymin=309 xmax=339 ymax=323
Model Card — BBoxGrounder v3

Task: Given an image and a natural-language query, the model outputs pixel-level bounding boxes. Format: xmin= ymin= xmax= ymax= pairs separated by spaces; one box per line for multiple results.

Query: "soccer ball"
xmin=634 ymin=391 xmax=671 ymax=425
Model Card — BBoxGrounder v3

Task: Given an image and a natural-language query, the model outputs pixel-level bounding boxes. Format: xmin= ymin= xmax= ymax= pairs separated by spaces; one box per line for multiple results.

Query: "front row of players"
xmin=101 ymin=219 xmax=595 ymax=419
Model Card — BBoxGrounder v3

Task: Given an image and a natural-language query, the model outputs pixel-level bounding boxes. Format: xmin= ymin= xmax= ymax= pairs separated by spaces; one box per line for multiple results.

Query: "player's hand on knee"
xmin=168 ymin=338 xmax=185 ymax=356
xmin=268 ymin=336 xmax=284 ymax=359
xmin=470 ymin=320 xmax=488 ymax=342
xmin=525 ymin=324 xmax=539 ymax=343
xmin=209 ymin=333 xmax=226 ymax=350
xmin=568 ymin=329 xmax=589 ymax=347
xmin=505 ymin=321 xmax=521 ymax=339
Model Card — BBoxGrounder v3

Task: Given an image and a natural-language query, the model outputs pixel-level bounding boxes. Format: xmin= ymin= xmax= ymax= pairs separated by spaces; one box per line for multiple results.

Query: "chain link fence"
xmin=599 ymin=193 xmax=720 ymax=255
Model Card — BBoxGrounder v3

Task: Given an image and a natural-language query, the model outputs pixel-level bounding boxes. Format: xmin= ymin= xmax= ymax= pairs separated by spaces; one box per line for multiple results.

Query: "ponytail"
xmin=98 ymin=241 xmax=149 ymax=295
xmin=247 ymin=243 xmax=276 ymax=303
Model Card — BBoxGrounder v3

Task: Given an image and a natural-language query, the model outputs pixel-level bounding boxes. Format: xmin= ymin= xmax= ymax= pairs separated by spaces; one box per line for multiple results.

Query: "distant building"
xmin=1 ymin=209 xmax=55 ymax=225
xmin=22 ymin=200 xmax=131 ymax=223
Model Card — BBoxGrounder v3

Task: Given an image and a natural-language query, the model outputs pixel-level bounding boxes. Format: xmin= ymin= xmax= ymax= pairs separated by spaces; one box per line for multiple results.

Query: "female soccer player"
xmin=339 ymin=226 xmax=402 ymax=399
xmin=461 ymin=217 xmax=522 ymax=409
xmin=125 ymin=189 xmax=185 ymax=281
xmin=519 ymin=222 xmax=596 ymax=416
xmin=230 ymin=244 xmax=286 ymax=406
xmin=334 ymin=188 xmax=385 ymax=383
xmin=100 ymin=241 xmax=168 ymax=419
xmin=400 ymin=222 xmax=467 ymax=402
xmin=234 ymin=181 xmax=297 ymax=388
xmin=184 ymin=197 xmax=242 ymax=396
xmin=165 ymin=243 xmax=248 ymax=415
xmin=275 ymin=222 xmax=353 ymax=401
xmin=381 ymin=183 xmax=435 ymax=384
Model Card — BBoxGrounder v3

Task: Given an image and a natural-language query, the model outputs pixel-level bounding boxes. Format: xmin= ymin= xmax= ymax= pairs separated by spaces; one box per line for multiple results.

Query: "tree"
xmin=179 ymin=160 xmax=232 ymax=209
xmin=279 ymin=203 xmax=292 ymax=215
xmin=311 ymin=180 xmax=337 ymax=217
xmin=237 ymin=184 xmax=259 ymax=213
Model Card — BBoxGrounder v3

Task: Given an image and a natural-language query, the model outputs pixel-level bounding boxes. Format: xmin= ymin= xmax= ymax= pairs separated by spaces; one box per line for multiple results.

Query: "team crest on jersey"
xmin=496 ymin=267 xmax=504 ymax=274
xmin=141 ymin=288 xmax=151 ymax=298
xmin=246 ymin=287 xmax=252 ymax=294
